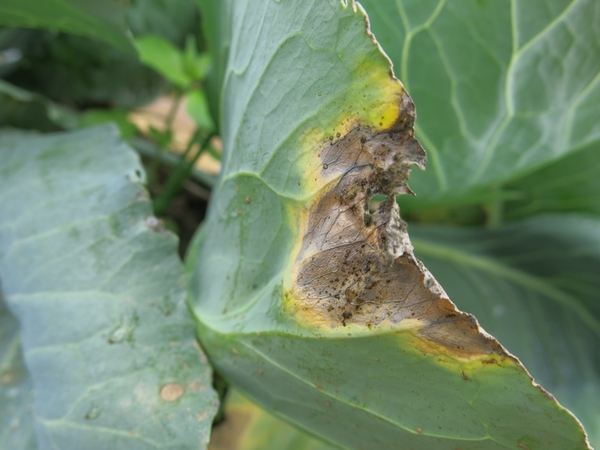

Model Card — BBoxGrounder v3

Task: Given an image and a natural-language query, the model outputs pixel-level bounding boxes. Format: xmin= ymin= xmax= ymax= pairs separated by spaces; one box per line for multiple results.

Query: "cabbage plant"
xmin=1 ymin=0 xmax=599 ymax=449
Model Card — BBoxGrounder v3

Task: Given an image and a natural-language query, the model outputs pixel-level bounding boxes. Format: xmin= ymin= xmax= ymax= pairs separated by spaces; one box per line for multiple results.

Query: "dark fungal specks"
xmin=291 ymin=90 xmax=509 ymax=359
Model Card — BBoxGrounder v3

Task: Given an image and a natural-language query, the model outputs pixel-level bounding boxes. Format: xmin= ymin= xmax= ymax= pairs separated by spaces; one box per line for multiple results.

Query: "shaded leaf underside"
xmin=504 ymin=143 xmax=600 ymax=219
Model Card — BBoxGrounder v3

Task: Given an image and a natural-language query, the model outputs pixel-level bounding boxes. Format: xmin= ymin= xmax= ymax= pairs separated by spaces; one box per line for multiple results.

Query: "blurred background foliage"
xmin=0 ymin=0 xmax=220 ymax=251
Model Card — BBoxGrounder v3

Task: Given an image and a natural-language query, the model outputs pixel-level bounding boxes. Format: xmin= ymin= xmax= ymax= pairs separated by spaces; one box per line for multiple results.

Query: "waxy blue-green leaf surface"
xmin=190 ymin=1 xmax=591 ymax=448
xmin=0 ymin=296 xmax=36 ymax=450
xmin=410 ymin=215 xmax=600 ymax=448
xmin=0 ymin=125 xmax=218 ymax=449
xmin=360 ymin=0 xmax=600 ymax=206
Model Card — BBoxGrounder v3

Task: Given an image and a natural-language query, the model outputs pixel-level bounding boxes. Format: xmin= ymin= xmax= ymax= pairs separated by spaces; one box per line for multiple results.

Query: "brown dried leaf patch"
xmin=290 ymin=90 xmax=506 ymax=358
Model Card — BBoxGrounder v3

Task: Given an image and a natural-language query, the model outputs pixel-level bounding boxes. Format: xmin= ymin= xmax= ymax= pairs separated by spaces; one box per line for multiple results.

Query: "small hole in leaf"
xmin=368 ymin=194 xmax=386 ymax=213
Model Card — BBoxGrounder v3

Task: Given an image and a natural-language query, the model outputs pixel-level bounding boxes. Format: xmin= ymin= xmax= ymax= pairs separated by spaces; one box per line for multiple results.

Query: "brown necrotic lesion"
xmin=291 ymin=91 xmax=506 ymax=358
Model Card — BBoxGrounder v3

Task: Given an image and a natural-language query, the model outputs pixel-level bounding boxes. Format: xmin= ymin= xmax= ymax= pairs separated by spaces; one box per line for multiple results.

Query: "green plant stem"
xmin=129 ymin=137 xmax=218 ymax=188
xmin=204 ymin=143 xmax=222 ymax=161
xmin=165 ymin=93 xmax=183 ymax=133
xmin=178 ymin=128 xmax=202 ymax=163
xmin=483 ymin=186 xmax=504 ymax=227
xmin=153 ymin=131 xmax=215 ymax=215
xmin=146 ymin=93 xmax=183 ymax=181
